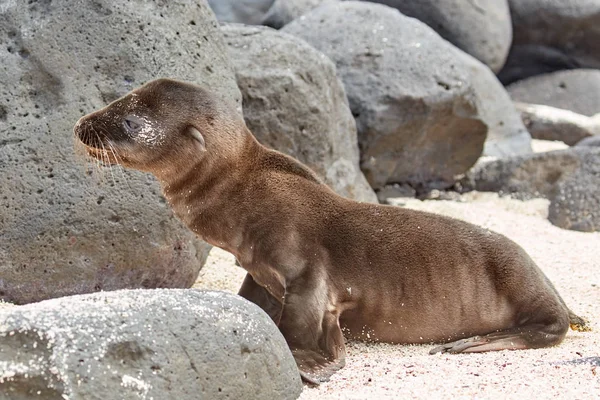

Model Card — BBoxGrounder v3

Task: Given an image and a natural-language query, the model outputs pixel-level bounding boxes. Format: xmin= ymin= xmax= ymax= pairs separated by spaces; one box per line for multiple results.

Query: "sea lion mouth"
xmin=74 ymin=119 xmax=123 ymax=165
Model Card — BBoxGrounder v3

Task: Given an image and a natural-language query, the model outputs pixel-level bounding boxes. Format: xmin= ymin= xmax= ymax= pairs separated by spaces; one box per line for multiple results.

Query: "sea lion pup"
xmin=74 ymin=78 xmax=589 ymax=384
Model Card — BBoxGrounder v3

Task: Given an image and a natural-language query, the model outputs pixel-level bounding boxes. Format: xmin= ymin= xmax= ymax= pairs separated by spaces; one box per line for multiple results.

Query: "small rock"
xmin=576 ymin=135 xmax=600 ymax=148
xmin=463 ymin=147 xmax=600 ymax=231
xmin=515 ymin=103 xmax=600 ymax=145
xmin=376 ymin=184 xmax=417 ymax=204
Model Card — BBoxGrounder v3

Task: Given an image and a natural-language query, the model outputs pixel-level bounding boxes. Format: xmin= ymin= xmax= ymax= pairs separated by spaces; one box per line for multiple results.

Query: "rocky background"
xmin=1 ymin=0 xmax=599 ymax=398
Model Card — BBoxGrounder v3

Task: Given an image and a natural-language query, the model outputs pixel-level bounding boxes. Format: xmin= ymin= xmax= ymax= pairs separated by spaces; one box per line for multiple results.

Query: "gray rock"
xmin=208 ymin=0 xmax=275 ymax=24
xmin=376 ymin=184 xmax=416 ymax=204
xmin=0 ymin=289 xmax=302 ymax=400
xmin=0 ymin=0 xmax=241 ymax=304
xmin=283 ymin=1 xmax=530 ymax=190
xmin=508 ymin=70 xmax=600 ymax=117
xmin=499 ymin=0 xmax=600 ymax=84
xmin=463 ymin=148 xmax=600 ymax=231
xmin=576 ymin=135 xmax=600 ymax=147
xmin=497 ymin=45 xmax=580 ymax=85
xmin=357 ymin=0 xmax=512 ymax=72
xmin=515 ymin=102 xmax=600 ymax=145
xmin=223 ymin=24 xmax=377 ymax=202
xmin=549 ymin=150 xmax=600 ymax=232
xmin=262 ymin=0 xmax=339 ymax=28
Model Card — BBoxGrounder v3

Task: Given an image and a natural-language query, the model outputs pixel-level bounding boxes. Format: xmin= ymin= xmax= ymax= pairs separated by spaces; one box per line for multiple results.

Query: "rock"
xmin=0 ymin=0 xmax=241 ymax=304
xmin=283 ymin=1 xmax=530 ymax=190
xmin=499 ymin=0 xmax=600 ymax=84
xmin=376 ymin=184 xmax=416 ymax=204
xmin=207 ymin=0 xmax=275 ymax=24
xmin=462 ymin=148 xmax=600 ymax=231
xmin=262 ymin=0 xmax=339 ymax=28
xmin=462 ymin=149 xmax=581 ymax=199
xmin=497 ymin=45 xmax=580 ymax=85
xmin=0 ymin=289 xmax=302 ymax=399
xmin=576 ymin=135 xmax=600 ymax=147
xmin=549 ymin=150 xmax=600 ymax=232
xmin=357 ymin=0 xmax=512 ymax=72
xmin=222 ymin=24 xmax=377 ymax=202
xmin=508 ymin=70 xmax=600 ymax=117
xmin=515 ymin=103 xmax=600 ymax=145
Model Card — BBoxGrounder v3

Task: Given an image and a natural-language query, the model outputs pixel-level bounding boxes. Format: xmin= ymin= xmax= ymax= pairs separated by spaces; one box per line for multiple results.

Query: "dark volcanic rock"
xmin=508 ymin=70 xmax=600 ymax=117
xmin=0 ymin=289 xmax=302 ymax=400
xmin=223 ymin=24 xmax=377 ymax=202
xmin=284 ymin=1 xmax=530 ymax=190
xmin=463 ymin=148 xmax=600 ymax=232
xmin=0 ymin=0 xmax=241 ymax=304
xmin=499 ymin=0 xmax=600 ymax=84
xmin=359 ymin=0 xmax=513 ymax=72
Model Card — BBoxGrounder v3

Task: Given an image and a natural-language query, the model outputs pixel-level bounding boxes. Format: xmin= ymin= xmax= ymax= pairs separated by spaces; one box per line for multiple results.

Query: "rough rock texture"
xmin=515 ymin=103 xmax=600 ymax=145
xmin=499 ymin=0 xmax=600 ymax=84
xmin=0 ymin=0 xmax=242 ymax=304
xmin=208 ymin=0 xmax=275 ymax=24
xmin=576 ymin=135 xmax=600 ymax=147
xmin=0 ymin=289 xmax=302 ymax=400
xmin=262 ymin=0 xmax=339 ymax=28
xmin=462 ymin=148 xmax=600 ymax=231
xmin=359 ymin=0 xmax=512 ymax=73
xmin=283 ymin=1 xmax=530 ymax=190
xmin=223 ymin=24 xmax=377 ymax=202
xmin=508 ymin=70 xmax=600 ymax=117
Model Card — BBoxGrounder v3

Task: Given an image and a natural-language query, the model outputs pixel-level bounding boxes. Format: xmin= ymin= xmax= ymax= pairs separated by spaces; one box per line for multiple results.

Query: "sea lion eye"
xmin=123 ymin=115 xmax=144 ymax=132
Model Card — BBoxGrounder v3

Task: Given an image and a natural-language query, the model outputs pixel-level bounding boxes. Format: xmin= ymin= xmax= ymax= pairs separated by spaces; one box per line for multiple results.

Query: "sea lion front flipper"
xmin=238 ymin=273 xmax=283 ymax=325
xmin=279 ymin=288 xmax=346 ymax=384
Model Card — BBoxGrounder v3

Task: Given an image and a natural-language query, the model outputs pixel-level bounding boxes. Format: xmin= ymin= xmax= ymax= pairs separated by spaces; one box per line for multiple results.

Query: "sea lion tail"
xmin=569 ymin=311 xmax=592 ymax=332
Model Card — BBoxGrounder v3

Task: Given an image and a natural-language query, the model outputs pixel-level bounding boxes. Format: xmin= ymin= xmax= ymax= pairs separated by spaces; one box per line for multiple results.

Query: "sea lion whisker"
xmin=98 ymin=139 xmax=117 ymax=187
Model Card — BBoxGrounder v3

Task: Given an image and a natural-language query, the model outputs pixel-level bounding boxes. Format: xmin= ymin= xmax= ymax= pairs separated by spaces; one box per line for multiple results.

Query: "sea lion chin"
xmin=74 ymin=78 xmax=590 ymax=385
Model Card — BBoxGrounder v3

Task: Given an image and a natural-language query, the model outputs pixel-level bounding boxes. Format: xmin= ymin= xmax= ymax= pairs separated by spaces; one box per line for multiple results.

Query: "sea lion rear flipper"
xmin=429 ymin=324 xmax=567 ymax=354
xmin=279 ymin=288 xmax=346 ymax=385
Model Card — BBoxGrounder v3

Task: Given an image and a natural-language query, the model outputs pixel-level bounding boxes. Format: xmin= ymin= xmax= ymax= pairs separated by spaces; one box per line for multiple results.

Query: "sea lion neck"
xmin=158 ymin=129 xmax=264 ymax=248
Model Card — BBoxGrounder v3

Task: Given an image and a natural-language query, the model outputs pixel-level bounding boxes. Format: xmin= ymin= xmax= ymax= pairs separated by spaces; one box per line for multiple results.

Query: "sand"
xmin=194 ymin=191 xmax=600 ymax=399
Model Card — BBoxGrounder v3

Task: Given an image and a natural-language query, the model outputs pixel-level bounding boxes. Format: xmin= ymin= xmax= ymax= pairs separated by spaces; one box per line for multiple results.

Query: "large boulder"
xmin=358 ymin=0 xmax=512 ymax=73
xmin=0 ymin=289 xmax=302 ymax=399
xmin=223 ymin=24 xmax=377 ymax=202
xmin=0 ymin=0 xmax=241 ymax=304
xmin=499 ymin=0 xmax=600 ymax=84
xmin=283 ymin=1 xmax=530 ymax=190
xmin=207 ymin=0 xmax=275 ymax=24
xmin=508 ymin=70 xmax=600 ymax=117
xmin=462 ymin=148 xmax=600 ymax=232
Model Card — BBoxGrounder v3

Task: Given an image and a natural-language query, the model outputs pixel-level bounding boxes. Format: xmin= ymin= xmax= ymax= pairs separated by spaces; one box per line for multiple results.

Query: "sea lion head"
xmin=74 ymin=78 xmax=242 ymax=177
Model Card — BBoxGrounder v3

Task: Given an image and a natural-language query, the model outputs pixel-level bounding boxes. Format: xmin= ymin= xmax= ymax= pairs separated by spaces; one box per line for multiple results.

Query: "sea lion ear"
xmin=187 ymin=126 xmax=206 ymax=151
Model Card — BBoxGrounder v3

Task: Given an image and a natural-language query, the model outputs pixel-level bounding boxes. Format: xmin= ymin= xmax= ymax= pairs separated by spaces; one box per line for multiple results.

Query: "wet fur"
xmin=74 ymin=79 xmax=589 ymax=384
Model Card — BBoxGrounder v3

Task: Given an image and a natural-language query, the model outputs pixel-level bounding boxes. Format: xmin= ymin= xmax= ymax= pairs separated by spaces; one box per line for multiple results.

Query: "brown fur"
xmin=74 ymin=79 xmax=588 ymax=384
